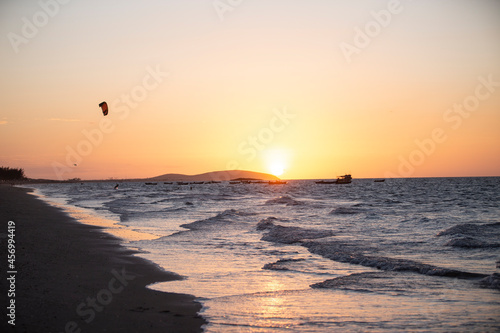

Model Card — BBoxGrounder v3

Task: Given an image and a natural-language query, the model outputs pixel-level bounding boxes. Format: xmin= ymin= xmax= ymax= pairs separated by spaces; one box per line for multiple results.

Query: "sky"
xmin=1 ymin=0 xmax=499 ymax=180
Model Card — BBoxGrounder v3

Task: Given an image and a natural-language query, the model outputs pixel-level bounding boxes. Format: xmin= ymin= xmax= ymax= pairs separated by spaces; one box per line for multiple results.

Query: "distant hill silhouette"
xmin=148 ymin=170 xmax=280 ymax=182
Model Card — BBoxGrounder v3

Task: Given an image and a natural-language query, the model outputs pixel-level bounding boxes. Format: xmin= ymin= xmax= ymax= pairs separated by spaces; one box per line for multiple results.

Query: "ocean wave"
xmin=383 ymin=198 xmax=403 ymax=204
xmin=352 ymin=202 xmax=371 ymax=207
xmin=256 ymin=217 xmax=280 ymax=230
xmin=438 ymin=222 xmax=500 ymax=249
xmin=329 ymin=206 xmax=363 ymax=215
xmin=256 ymin=217 xmax=491 ymax=279
xmin=257 ymin=218 xmax=334 ymax=244
xmin=262 ymin=258 xmax=306 ymax=271
xmin=304 ymin=241 xmax=488 ymax=279
xmin=311 ymin=272 xmax=399 ymax=291
xmin=105 ymin=197 xmax=134 ymax=208
xmin=444 ymin=237 xmax=500 ymax=248
xmin=180 ymin=209 xmax=255 ymax=230
xmin=479 ymin=273 xmax=500 ymax=290
xmin=437 ymin=222 xmax=500 ymax=237
xmin=310 ymin=271 xmax=451 ymax=295
xmin=152 ymin=198 xmax=173 ymax=204
xmin=265 ymin=195 xmax=302 ymax=206
xmin=219 ymin=208 xmax=257 ymax=217
xmin=163 ymin=207 xmax=188 ymax=213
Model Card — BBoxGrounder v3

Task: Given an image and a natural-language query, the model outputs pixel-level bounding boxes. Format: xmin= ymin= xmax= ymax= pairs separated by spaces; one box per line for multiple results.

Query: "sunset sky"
xmin=1 ymin=0 xmax=499 ymax=180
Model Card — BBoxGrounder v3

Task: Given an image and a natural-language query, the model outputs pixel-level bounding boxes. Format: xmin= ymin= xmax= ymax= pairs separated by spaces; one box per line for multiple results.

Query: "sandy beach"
xmin=0 ymin=185 xmax=205 ymax=332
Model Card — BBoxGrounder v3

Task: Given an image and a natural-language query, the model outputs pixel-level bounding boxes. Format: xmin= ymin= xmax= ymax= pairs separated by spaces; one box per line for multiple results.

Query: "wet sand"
xmin=0 ymin=185 xmax=205 ymax=332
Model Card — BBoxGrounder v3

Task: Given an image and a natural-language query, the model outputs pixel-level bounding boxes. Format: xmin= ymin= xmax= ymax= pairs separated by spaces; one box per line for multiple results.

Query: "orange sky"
xmin=1 ymin=0 xmax=499 ymax=180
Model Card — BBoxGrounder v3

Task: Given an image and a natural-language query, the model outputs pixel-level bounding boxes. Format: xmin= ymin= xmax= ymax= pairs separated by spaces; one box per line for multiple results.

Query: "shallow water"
xmin=31 ymin=177 xmax=500 ymax=332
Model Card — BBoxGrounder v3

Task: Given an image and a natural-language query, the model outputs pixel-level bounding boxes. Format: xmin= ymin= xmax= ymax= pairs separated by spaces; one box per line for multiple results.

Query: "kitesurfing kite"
xmin=99 ymin=101 xmax=108 ymax=116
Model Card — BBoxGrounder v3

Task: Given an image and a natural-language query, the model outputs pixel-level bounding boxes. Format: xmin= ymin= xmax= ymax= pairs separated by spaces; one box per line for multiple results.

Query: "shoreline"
xmin=0 ymin=185 xmax=206 ymax=332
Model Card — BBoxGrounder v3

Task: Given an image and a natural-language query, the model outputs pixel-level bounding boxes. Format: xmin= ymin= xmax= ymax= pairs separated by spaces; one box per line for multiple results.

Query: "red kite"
xmin=99 ymin=101 xmax=108 ymax=116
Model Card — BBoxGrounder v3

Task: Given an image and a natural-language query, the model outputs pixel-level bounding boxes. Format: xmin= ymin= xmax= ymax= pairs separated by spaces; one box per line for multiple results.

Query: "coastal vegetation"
xmin=0 ymin=167 xmax=26 ymax=180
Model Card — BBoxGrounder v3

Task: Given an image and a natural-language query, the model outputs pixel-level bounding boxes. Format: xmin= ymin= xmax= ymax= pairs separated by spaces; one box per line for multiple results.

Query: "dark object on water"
xmin=114 ymin=184 xmax=119 ymax=189
xmin=336 ymin=174 xmax=352 ymax=184
xmin=316 ymin=174 xmax=352 ymax=184
xmin=145 ymin=182 xmax=157 ymax=185
xmin=268 ymin=180 xmax=287 ymax=185
xmin=374 ymin=179 xmax=385 ymax=182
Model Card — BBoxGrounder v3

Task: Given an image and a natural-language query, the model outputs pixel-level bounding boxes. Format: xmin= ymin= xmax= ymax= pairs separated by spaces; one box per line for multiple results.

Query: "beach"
xmin=0 ymin=185 xmax=205 ymax=332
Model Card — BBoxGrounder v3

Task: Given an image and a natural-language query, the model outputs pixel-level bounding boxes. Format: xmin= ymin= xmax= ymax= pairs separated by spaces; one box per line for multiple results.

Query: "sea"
xmin=28 ymin=177 xmax=500 ymax=332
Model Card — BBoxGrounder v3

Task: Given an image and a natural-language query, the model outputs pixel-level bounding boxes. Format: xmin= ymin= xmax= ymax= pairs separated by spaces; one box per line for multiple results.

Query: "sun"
xmin=269 ymin=162 xmax=285 ymax=177
xmin=264 ymin=148 xmax=290 ymax=177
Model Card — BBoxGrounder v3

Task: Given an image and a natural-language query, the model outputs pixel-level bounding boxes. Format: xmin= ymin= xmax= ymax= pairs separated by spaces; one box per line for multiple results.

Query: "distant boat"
xmin=176 ymin=182 xmax=188 ymax=185
xmin=374 ymin=179 xmax=385 ymax=183
xmin=145 ymin=182 xmax=157 ymax=185
xmin=336 ymin=174 xmax=352 ymax=184
xmin=316 ymin=174 xmax=352 ymax=185
xmin=268 ymin=180 xmax=287 ymax=185
xmin=315 ymin=180 xmax=337 ymax=184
